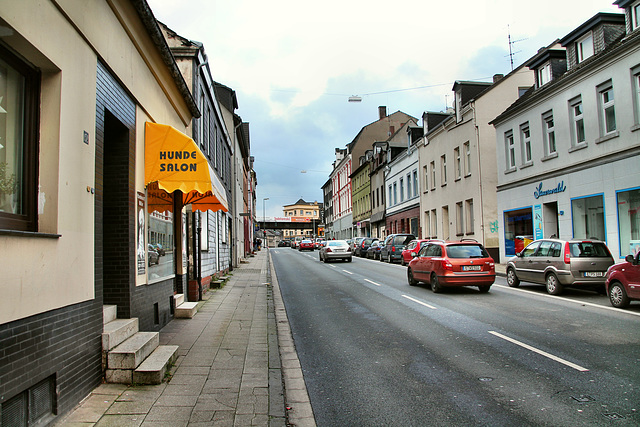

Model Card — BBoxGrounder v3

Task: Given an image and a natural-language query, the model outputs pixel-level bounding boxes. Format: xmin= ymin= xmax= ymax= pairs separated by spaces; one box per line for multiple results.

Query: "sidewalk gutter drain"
xmin=571 ymin=395 xmax=595 ymax=403
xmin=602 ymin=413 xmax=624 ymax=420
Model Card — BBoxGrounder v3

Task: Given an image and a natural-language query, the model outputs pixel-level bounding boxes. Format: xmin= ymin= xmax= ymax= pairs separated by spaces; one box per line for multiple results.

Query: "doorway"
xmin=543 ymin=202 xmax=559 ymax=238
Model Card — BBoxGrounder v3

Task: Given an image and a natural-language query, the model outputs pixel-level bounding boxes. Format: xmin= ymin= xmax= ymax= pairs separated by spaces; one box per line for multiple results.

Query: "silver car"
xmin=319 ymin=240 xmax=353 ymax=263
xmin=506 ymin=238 xmax=614 ymax=295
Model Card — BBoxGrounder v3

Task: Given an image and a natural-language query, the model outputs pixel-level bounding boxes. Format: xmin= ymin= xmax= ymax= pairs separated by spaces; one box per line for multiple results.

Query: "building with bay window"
xmin=492 ymin=9 xmax=640 ymax=260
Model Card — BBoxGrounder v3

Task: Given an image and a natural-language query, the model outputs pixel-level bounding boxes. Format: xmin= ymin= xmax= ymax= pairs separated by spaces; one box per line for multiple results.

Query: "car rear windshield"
xmin=363 ymin=238 xmax=375 ymax=245
xmin=568 ymin=242 xmax=611 ymax=258
xmin=393 ymin=235 xmax=415 ymax=245
xmin=446 ymin=244 xmax=489 ymax=259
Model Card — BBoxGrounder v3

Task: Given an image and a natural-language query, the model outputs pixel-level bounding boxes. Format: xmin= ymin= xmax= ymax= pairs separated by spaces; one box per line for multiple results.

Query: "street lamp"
xmin=263 ymin=198 xmax=269 ymax=245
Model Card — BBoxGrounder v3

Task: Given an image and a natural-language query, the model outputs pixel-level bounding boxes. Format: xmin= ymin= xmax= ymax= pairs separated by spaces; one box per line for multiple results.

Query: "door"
xmin=515 ymin=241 xmax=541 ymax=282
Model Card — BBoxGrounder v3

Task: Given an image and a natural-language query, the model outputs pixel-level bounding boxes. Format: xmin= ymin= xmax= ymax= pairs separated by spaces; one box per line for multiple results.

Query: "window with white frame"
xmin=424 ymin=211 xmax=431 ymax=237
xmin=466 ymin=199 xmax=474 ymax=234
xmin=577 ymin=32 xmax=594 ymax=63
xmin=505 ymin=130 xmax=516 ymax=170
xmin=520 ymin=123 xmax=532 ymax=164
xmin=424 ymin=166 xmax=429 ymax=192
xmin=406 ymin=173 xmax=411 ymax=199
xmin=388 ymin=185 xmax=392 ymax=206
xmin=538 ymin=62 xmax=551 ymax=86
xmin=542 ymin=111 xmax=556 ymax=156
xmin=463 ymin=141 xmax=471 ymax=176
xmin=456 ymin=202 xmax=464 ymax=235
xmin=633 ymin=1 xmax=640 ymax=30
xmin=430 ymin=161 xmax=436 ymax=190
xmin=454 ymin=147 xmax=461 ymax=179
xmin=431 ymin=209 xmax=437 ymax=238
xmin=599 ymin=82 xmax=616 ymax=135
xmin=440 ymin=154 xmax=447 ymax=185
xmin=634 ymin=68 xmax=640 ymax=125
xmin=400 ymin=178 xmax=404 ymax=202
xmin=413 ymin=170 xmax=418 ymax=197
xmin=393 ymin=182 xmax=397 ymax=205
xmin=570 ymin=97 xmax=586 ymax=146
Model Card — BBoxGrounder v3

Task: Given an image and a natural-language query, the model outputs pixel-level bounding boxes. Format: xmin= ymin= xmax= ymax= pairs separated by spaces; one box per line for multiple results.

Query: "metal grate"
xmin=2 ymin=392 xmax=27 ymax=427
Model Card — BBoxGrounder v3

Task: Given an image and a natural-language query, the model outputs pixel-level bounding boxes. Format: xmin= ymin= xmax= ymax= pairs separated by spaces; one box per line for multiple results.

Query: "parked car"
xmin=400 ymin=239 xmax=433 ymax=266
xmin=277 ymin=240 xmax=290 ymax=247
xmin=314 ymin=239 xmax=326 ymax=249
xmin=506 ymin=238 xmax=615 ymax=295
xmin=380 ymin=234 xmax=416 ymax=263
xmin=366 ymin=240 xmax=382 ymax=260
xmin=350 ymin=237 xmax=365 ymax=252
xmin=355 ymin=237 xmax=378 ymax=257
xmin=407 ymin=239 xmax=495 ymax=293
xmin=147 ymin=244 xmax=159 ymax=266
xmin=299 ymin=239 xmax=315 ymax=251
xmin=605 ymin=252 xmax=640 ymax=308
xmin=319 ymin=239 xmax=352 ymax=263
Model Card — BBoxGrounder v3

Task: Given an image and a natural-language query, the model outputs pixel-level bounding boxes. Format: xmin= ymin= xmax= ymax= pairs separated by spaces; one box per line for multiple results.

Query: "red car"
xmin=400 ymin=239 xmax=432 ymax=266
xmin=407 ymin=240 xmax=495 ymax=293
xmin=605 ymin=253 xmax=640 ymax=308
xmin=298 ymin=239 xmax=315 ymax=251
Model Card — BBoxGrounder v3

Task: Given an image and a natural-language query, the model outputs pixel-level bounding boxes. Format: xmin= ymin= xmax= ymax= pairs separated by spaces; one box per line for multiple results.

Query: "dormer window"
xmin=633 ymin=1 xmax=640 ymax=30
xmin=577 ymin=33 xmax=594 ymax=63
xmin=537 ymin=62 xmax=552 ymax=86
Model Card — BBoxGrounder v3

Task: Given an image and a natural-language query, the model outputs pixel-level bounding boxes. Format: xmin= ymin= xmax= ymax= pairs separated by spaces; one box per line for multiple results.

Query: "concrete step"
xmin=175 ymin=302 xmax=198 ymax=318
xmin=103 ymin=305 xmax=117 ymax=325
xmin=102 ymin=318 xmax=139 ymax=351
xmin=133 ymin=345 xmax=179 ymax=384
xmin=173 ymin=293 xmax=184 ymax=306
xmin=107 ymin=332 xmax=159 ymax=370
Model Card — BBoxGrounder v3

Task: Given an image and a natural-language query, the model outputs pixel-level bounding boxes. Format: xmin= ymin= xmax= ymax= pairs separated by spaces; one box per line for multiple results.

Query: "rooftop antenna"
xmin=507 ymin=25 xmax=527 ymax=71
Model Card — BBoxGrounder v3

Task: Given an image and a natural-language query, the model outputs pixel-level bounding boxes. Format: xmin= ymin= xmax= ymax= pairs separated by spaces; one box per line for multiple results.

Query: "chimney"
xmin=493 ymin=74 xmax=504 ymax=83
xmin=378 ymin=106 xmax=387 ymax=120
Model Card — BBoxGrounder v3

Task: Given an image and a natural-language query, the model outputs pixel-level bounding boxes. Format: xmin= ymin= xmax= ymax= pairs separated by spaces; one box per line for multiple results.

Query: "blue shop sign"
xmin=534 ymin=181 xmax=566 ymax=199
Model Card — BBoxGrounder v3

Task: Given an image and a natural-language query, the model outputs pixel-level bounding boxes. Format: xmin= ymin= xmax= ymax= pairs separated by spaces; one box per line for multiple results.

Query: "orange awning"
xmin=145 ymin=122 xmax=228 ymax=213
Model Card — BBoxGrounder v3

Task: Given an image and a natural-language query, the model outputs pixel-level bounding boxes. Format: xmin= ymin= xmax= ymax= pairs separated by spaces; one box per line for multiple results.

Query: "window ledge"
xmin=568 ymin=142 xmax=588 ymax=153
xmin=0 ymin=229 xmax=61 ymax=239
xmin=455 ymin=177 xmax=462 ymax=182
xmin=520 ymin=162 xmax=533 ymax=169
xmin=441 ymin=183 xmax=447 ymax=188
xmin=504 ymin=167 xmax=517 ymax=175
xmin=541 ymin=152 xmax=558 ymax=162
xmin=595 ymin=130 xmax=619 ymax=144
xmin=631 ymin=124 xmax=640 ymax=132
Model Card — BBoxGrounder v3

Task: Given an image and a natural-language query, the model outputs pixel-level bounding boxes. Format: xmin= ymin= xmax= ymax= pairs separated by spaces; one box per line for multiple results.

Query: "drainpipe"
xmin=470 ymin=102 xmax=485 ymax=246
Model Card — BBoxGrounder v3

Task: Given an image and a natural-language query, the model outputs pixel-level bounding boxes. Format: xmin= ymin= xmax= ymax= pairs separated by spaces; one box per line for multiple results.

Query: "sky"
xmin=146 ymin=0 xmax=621 ymax=218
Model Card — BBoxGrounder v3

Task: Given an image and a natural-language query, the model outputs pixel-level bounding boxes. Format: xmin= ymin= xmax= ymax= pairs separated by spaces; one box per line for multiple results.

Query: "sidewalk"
xmin=57 ymin=249 xmax=315 ymax=427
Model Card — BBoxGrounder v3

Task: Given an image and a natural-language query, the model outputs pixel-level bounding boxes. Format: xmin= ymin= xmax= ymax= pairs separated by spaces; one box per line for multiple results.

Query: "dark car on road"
xmin=366 ymin=240 xmax=382 ymax=260
xmin=506 ymin=238 xmax=614 ymax=295
xmin=355 ymin=237 xmax=378 ymax=257
xmin=605 ymin=252 xmax=640 ymax=308
xmin=380 ymin=234 xmax=415 ymax=263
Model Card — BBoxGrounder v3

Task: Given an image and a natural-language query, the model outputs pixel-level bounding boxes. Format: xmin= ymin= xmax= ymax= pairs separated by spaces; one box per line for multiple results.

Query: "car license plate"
xmin=462 ymin=265 xmax=481 ymax=271
xmin=583 ymin=271 xmax=604 ymax=278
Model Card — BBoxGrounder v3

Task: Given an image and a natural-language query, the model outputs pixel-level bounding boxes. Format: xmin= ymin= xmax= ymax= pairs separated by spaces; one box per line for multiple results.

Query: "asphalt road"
xmin=271 ymin=247 xmax=640 ymax=427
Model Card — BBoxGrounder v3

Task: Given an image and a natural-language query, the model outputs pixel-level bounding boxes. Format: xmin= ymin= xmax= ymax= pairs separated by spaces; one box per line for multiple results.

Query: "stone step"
xmin=107 ymin=332 xmax=159 ymax=370
xmin=175 ymin=302 xmax=198 ymax=319
xmin=102 ymin=318 xmax=139 ymax=351
xmin=103 ymin=305 xmax=117 ymax=325
xmin=133 ymin=345 xmax=179 ymax=384
xmin=173 ymin=293 xmax=184 ymax=306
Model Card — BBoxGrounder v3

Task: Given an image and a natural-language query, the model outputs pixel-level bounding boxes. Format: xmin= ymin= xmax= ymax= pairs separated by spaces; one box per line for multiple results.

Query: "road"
xmin=271 ymin=247 xmax=640 ymax=426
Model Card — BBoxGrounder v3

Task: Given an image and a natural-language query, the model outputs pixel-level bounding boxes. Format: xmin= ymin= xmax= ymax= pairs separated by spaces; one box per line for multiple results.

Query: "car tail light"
xmin=392 ymin=247 xmax=396 ymax=252
xmin=564 ymin=242 xmax=571 ymax=265
xmin=325 ymin=248 xmax=332 ymax=253
xmin=441 ymin=259 xmax=453 ymax=271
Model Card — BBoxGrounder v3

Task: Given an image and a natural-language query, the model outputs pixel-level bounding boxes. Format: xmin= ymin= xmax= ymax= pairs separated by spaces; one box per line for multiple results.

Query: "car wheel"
xmin=379 ymin=253 xmax=385 ymax=262
xmin=506 ymin=268 xmax=520 ymax=287
xmin=430 ymin=273 xmax=442 ymax=293
xmin=478 ymin=285 xmax=491 ymax=293
xmin=387 ymin=253 xmax=392 ymax=263
xmin=609 ymin=282 xmax=630 ymax=308
xmin=347 ymin=257 xmax=352 ymax=262
xmin=545 ymin=273 xmax=563 ymax=295
xmin=408 ymin=268 xmax=418 ymax=286
xmin=323 ymin=256 xmax=328 ymax=263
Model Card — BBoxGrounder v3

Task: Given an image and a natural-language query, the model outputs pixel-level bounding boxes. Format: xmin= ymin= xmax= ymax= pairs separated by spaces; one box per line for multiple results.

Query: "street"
xmin=271 ymin=247 xmax=640 ymax=426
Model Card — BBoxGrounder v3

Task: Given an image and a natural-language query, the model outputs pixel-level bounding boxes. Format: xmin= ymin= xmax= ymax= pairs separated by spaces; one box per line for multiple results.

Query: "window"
xmin=454 ymin=147 xmax=461 ymax=179
xmin=634 ymin=69 xmax=640 ymax=125
xmin=538 ymin=62 xmax=551 ymax=86
xmin=431 ymin=209 xmax=437 ymax=238
xmin=393 ymin=182 xmax=397 ymax=205
xmin=577 ymin=33 xmax=594 ymax=63
xmin=463 ymin=141 xmax=471 ymax=176
xmin=2 ymin=376 xmax=56 ymax=426
xmin=413 ymin=170 xmax=418 ymax=197
xmin=617 ymin=187 xmax=640 ymax=257
xmin=542 ymin=111 xmax=556 ymax=156
xmin=520 ymin=124 xmax=532 ymax=164
xmin=430 ymin=161 xmax=436 ymax=190
xmin=570 ymin=97 xmax=586 ymax=146
xmin=0 ymin=45 xmax=40 ymax=232
xmin=572 ymin=194 xmax=605 ymax=241
xmin=388 ymin=185 xmax=392 ymax=206
xmin=456 ymin=201 xmax=464 ymax=235
xmin=505 ymin=131 xmax=516 ymax=170
xmin=424 ymin=211 xmax=431 ymax=237
xmin=440 ymin=154 xmax=447 ymax=185
xmin=466 ymin=199 xmax=474 ymax=234
xmin=423 ymin=165 xmax=428 ymax=192
xmin=633 ymin=1 xmax=640 ymax=30
xmin=406 ymin=174 xmax=411 ymax=200
xmin=400 ymin=178 xmax=404 ymax=202
xmin=599 ymin=83 xmax=616 ymax=135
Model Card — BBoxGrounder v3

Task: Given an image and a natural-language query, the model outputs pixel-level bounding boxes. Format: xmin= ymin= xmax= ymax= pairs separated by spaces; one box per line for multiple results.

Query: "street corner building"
xmin=0 ymin=1 xmax=236 ymax=425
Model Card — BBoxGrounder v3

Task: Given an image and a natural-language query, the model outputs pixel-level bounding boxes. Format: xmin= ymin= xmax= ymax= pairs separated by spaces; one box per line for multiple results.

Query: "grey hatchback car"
xmin=506 ymin=238 xmax=614 ymax=295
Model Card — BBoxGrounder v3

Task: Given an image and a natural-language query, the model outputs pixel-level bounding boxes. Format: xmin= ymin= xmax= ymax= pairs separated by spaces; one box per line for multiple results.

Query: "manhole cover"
xmin=571 ymin=395 xmax=595 ymax=403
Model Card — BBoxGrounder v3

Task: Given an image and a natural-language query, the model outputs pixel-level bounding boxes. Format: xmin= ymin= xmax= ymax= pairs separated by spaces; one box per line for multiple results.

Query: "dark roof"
xmin=524 ymin=47 xmax=565 ymax=70
xmin=559 ymin=12 xmax=625 ymax=46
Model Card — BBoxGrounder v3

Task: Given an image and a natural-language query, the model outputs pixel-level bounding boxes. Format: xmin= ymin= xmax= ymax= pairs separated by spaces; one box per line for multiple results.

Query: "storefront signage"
xmin=158 ymin=150 xmax=198 ymax=172
xmin=534 ymin=181 xmax=566 ymax=199
xmin=533 ymin=205 xmax=543 ymax=240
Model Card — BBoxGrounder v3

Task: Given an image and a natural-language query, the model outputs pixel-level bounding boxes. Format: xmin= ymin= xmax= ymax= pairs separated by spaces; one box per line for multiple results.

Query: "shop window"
xmin=146 ymin=183 xmax=175 ymax=281
xmin=617 ymin=187 xmax=640 ymax=257
xmin=504 ymin=208 xmax=533 ymax=256
xmin=0 ymin=45 xmax=40 ymax=232
xmin=571 ymin=194 xmax=605 ymax=241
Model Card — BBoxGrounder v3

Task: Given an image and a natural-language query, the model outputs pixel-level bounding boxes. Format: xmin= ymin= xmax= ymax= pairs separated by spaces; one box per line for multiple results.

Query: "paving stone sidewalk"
xmin=57 ymin=249 xmax=315 ymax=427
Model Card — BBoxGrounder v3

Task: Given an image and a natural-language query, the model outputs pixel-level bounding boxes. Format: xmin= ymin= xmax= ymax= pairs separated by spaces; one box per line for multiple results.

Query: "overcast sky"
xmin=146 ymin=0 xmax=621 ymax=218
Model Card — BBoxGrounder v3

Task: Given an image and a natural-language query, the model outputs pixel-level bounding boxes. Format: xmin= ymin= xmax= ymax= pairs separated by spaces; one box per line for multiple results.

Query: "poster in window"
xmin=137 ymin=192 xmax=146 ymax=275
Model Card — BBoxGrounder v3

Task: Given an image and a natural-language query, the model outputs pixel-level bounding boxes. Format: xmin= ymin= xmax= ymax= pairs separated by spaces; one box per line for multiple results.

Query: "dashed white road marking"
xmin=364 ymin=279 xmax=382 ymax=287
xmin=488 ymin=330 xmax=589 ymax=372
xmin=342 ymin=270 xmax=353 ymax=275
xmin=402 ymin=294 xmax=437 ymax=310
